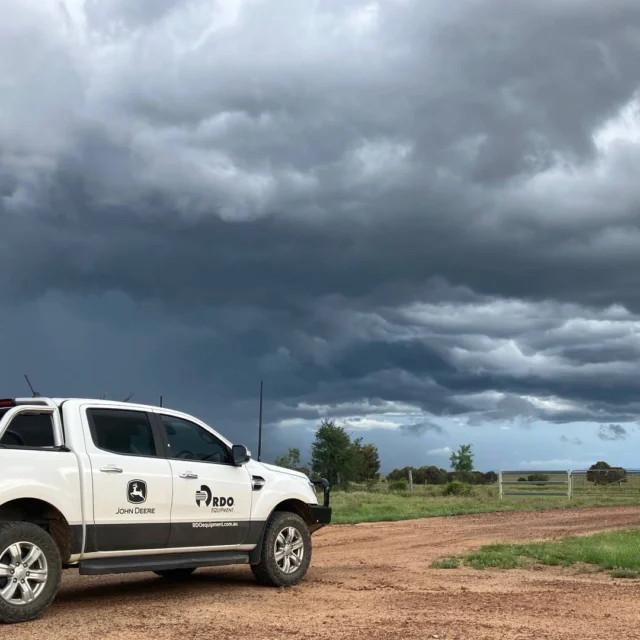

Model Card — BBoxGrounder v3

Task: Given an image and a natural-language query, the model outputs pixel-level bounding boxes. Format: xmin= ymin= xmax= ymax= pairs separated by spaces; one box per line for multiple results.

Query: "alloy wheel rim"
xmin=0 ymin=542 xmax=49 ymax=606
xmin=274 ymin=526 xmax=304 ymax=574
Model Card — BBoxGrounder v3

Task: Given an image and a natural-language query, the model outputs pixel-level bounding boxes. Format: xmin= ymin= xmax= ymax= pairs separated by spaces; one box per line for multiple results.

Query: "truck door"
xmin=154 ymin=412 xmax=253 ymax=549
xmin=81 ymin=406 xmax=173 ymax=553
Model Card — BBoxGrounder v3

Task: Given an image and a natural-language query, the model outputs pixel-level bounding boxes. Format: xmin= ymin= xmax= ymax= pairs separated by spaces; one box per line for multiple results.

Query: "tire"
xmin=153 ymin=568 xmax=196 ymax=580
xmin=0 ymin=521 xmax=62 ymax=624
xmin=251 ymin=512 xmax=312 ymax=587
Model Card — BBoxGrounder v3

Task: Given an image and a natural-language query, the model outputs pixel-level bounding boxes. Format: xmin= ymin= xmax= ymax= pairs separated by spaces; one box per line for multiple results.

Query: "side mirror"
xmin=232 ymin=444 xmax=250 ymax=465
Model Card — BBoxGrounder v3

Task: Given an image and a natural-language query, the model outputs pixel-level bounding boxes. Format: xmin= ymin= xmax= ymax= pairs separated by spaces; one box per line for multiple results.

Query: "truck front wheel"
xmin=0 ymin=521 xmax=62 ymax=624
xmin=251 ymin=512 xmax=312 ymax=587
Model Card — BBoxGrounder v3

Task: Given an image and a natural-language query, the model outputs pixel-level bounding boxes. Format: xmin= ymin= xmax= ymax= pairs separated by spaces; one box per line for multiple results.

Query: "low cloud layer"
xmin=3 ymin=1 xmax=640 ymax=467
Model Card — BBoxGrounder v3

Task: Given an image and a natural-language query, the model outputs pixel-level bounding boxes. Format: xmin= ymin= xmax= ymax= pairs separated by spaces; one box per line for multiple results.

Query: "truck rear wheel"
xmin=0 ymin=521 xmax=62 ymax=624
xmin=251 ymin=512 xmax=312 ymax=587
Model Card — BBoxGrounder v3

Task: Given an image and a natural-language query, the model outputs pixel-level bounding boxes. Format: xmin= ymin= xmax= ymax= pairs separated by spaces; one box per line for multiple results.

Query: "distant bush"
xmin=388 ymin=480 xmax=409 ymax=492
xmin=527 ymin=473 xmax=550 ymax=482
xmin=443 ymin=480 xmax=473 ymax=496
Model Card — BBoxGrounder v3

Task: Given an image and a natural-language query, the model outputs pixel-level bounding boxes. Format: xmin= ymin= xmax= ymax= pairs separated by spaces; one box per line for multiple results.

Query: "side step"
xmin=79 ymin=551 xmax=250 ymax=576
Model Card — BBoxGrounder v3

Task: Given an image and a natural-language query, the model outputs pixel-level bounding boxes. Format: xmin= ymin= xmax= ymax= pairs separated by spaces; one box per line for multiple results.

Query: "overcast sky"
xmin=3 ymin=0 xmax=640 ymax=473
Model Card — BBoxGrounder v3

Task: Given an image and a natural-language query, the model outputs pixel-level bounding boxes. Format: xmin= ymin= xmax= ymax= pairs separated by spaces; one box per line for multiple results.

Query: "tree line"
xmin=386 ymin=466 xmax=498 ymax=485
xmin=386 ymin=443 xmax=497 ymax=485
xmin=276 ymin=427 xmax=629 ymax=490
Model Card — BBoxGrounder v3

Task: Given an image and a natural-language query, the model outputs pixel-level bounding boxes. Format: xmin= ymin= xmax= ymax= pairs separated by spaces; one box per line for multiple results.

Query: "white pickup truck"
xmin=0 ymin=397 xmax=331 ymax=624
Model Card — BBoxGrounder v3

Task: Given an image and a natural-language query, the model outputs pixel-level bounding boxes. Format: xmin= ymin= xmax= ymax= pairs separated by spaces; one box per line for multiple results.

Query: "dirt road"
xmin=12 ymin=507 xmax=640 ymax=640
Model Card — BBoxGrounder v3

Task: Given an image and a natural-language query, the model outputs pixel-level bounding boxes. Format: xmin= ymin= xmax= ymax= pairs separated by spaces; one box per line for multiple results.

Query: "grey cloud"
xmin=400 ymin=420 xmax=445 ymax=437
xmin=2 ymin=1 xmax=640 ymax=465
xmin=597 ymin=424 xmax=628 ymax=441
xmin=85 ymin=0 xmax=184 ymax=28
xmin=560 ymin=435 xmax=583 ymax=445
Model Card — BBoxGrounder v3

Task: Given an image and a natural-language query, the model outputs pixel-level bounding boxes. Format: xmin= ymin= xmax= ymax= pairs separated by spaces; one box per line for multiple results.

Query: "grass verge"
xmin=430 ymin=528 xmax=640 ymax=578
xmin=330 ymin=486 xmax=640 ymax=525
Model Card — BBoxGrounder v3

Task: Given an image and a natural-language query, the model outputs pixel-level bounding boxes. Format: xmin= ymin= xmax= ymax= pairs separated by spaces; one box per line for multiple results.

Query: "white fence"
xmin=499 ymin=470 xmax=572 ymax=498
xmin=499 ymin=469 xmax=640 ymax=499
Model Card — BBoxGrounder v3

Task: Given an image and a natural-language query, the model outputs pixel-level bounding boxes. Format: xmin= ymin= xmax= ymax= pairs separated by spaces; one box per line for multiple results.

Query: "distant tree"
xmin=471 ymin=471 xmax=487 ymax=485
xmin=387 ymin=465 xmax=452 ymax=485
xmin=587 ymin=461 xmax=627 ymax=486
xmin=421 ymin=465 xmax=448 ymax=485
xmin=352 ymin=438 xmax=381 ymax=487
xmin=483 ymin=471 xmax=498 ymax=484
xmin=274 ymin=447 xmax=301 ymax=470
xmin=386 ymin=466 xmax=415 ymax=482
xmin=450 ymin=444 xmax=474 ymax=482
xmin=311 ymin=420 xmax=355 ymax=488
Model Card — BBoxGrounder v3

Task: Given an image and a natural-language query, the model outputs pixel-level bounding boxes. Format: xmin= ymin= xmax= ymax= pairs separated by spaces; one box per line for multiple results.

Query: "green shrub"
xmin=389 ymin=480 xmax=409 ymax=492
xmin=527 ymin=473 xmax=550 ymax=483
xmin=431 ymin=557 xmax=460 ymax=569
xmin=443 ymin=480 xmax=473 ymax=496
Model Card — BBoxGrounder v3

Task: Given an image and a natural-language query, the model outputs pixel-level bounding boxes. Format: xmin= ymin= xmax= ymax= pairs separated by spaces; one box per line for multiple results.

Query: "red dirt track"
xmin=13 ymin=507 xmax=640 ymax=639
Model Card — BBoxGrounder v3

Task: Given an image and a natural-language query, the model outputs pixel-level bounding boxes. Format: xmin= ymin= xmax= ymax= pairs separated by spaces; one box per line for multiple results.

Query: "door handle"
xmin=100 ymin=466 xmax=123 ymax=473
xmin=179 ymin=472 xmax=198 ymax=479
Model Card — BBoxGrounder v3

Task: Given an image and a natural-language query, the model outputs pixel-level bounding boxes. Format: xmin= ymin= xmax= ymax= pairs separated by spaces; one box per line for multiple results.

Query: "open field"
xmin=330 ymin=483 xmax=640 ymax=523
xmin=12 ymin=506 xmax=640 ymax=640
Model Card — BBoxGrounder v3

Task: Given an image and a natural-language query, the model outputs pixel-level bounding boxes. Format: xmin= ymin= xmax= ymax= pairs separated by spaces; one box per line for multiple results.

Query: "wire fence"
xmin=498 ymin=468 xmax=640 ymax=499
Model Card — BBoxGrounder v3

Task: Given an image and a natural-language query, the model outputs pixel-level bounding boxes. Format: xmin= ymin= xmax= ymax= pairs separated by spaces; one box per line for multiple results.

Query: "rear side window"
xmin=87 ymin=409 xmax=157 ymax=457
xmin=0 ymin=410 xmax=55 ymax=448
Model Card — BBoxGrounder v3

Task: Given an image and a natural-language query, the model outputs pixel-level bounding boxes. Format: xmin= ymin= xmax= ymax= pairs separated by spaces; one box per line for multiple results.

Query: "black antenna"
xmin=258 ymin=380 xmax=263 ymax=462
xmin=24 ymin=374 xmax=39 ymax=397
xmin=160 ymin=395 xmax=163 ymax=407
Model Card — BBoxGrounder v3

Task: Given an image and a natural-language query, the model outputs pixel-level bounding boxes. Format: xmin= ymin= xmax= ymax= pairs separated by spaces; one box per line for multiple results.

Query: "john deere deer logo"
xmin=127 ymin=480 xmax=147 ymax=504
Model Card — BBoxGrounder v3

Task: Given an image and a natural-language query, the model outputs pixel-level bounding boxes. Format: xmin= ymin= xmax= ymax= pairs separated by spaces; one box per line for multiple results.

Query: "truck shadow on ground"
xmin=54 ymin=569 xmax=261 ymax=606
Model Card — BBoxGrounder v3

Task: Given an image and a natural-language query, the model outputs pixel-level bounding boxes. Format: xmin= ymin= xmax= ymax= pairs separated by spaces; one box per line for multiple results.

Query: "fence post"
xmin=498 ymin=471 xmax=503 ymax=499
xmin=408 ymin=469 xmax=413 ymax=494
xmin=568 ymin=470 xmax=572 ymax=499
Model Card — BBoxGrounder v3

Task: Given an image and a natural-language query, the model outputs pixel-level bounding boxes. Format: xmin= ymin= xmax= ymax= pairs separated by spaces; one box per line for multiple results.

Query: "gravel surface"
xmin=10 ymin=506 xmax=640 ymax=639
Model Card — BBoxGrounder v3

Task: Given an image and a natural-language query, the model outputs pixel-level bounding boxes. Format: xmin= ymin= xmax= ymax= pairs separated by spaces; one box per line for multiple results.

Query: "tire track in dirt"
xmin=11 ymin=506 xmax=640 ymax=640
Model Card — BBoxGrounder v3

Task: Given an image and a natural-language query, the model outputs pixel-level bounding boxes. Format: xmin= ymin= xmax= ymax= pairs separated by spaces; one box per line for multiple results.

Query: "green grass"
xmin=431 ymin=557 xmax=460 ymax=569
xmin=611 ymin=570 xmax=639 ymax=579
xmin=431 ymin=528 xmax=640 ymax=578
xmin=328 ymin=484 xmax=640 ymax=525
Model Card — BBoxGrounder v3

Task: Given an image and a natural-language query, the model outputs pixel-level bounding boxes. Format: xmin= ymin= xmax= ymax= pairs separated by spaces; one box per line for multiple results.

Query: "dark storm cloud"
xmin=3 ymin=0 xmax=640 ymax=460
xmin=597 ymin=424 xmax=628 ymax=441
xmin=400 ymin=420 xmax=445 ymax=437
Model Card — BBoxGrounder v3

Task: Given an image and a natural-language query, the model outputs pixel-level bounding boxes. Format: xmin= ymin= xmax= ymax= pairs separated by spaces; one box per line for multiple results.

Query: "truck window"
xmin=159 ymin=415 xmax=232 ymax=464
xmin=87 ymin=409 xmax=157 ymax=457
xmin=0 ymin=411 xmax=55 ymax=448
